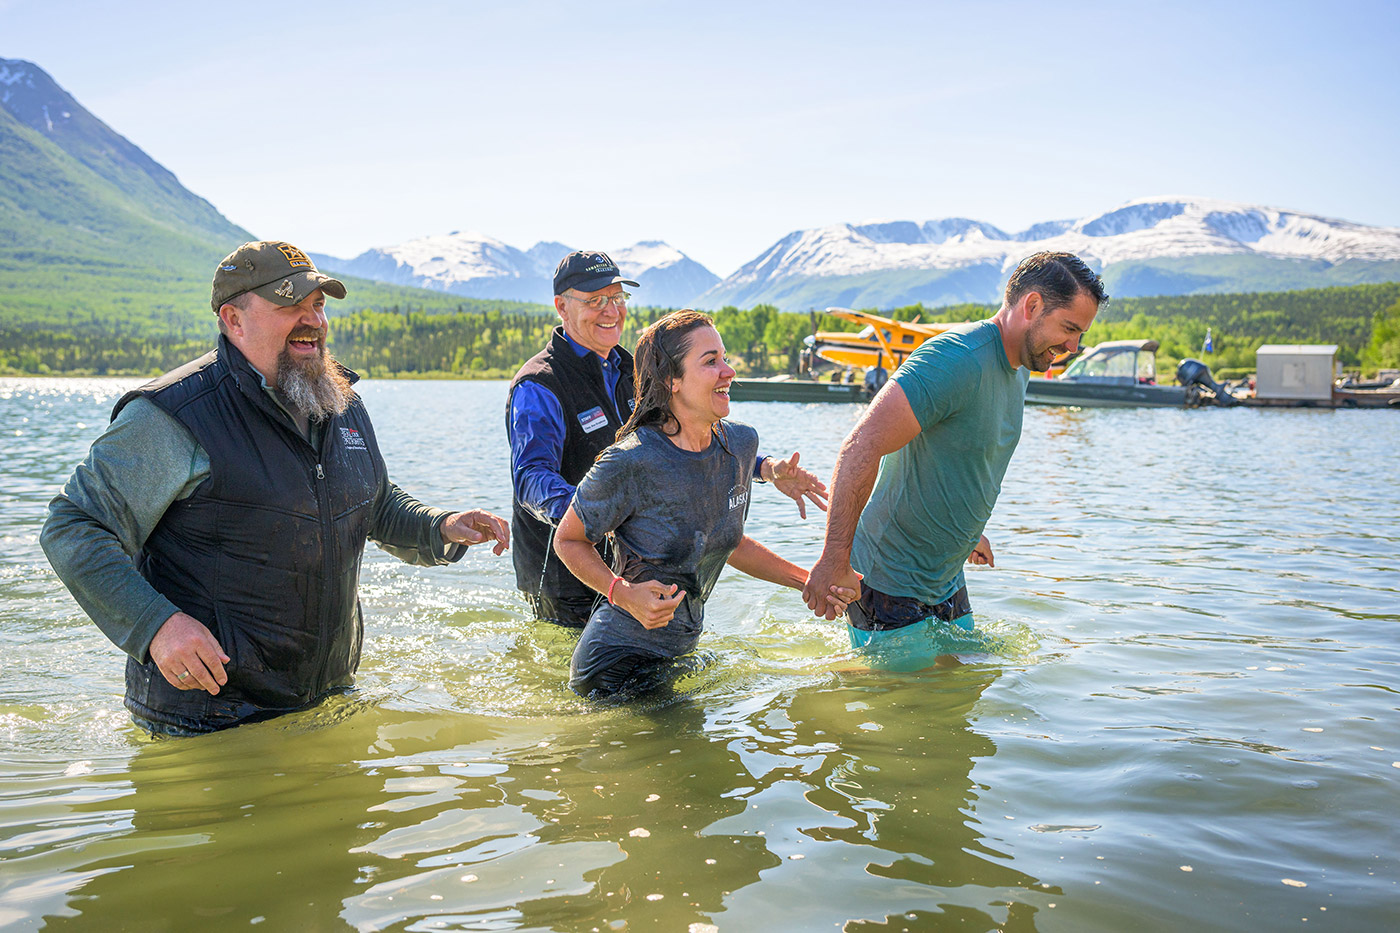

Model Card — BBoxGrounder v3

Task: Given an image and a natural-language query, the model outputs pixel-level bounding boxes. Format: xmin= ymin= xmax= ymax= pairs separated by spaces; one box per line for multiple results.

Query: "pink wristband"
xmin=607 ymin=575 xmax=622 ymax=605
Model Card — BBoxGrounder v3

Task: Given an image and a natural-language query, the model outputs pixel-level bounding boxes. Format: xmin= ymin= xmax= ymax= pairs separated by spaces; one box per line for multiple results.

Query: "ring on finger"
xmin=178 ymin=670 xmax=190 ymax=681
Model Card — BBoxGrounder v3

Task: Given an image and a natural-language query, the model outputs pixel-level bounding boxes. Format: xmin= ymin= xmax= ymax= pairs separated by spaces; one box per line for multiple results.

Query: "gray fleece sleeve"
xmin=369 ymin=476 xmax=466 ymax=566
xmin=40 ymin=397 xmax=208 ymax=662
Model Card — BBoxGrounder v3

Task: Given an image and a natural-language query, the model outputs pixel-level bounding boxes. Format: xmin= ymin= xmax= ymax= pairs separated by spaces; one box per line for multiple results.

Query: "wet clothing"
xmin=507 ymin=327 xmax=770 ymax=627
xmin=522 ymin=590 xmax=598 ymax=629
xmin=846 ymin=580 xmax=973 ymax=648
xmin=41 ymin=337 xmax=461 ymax=734
xmin=507 ymin=327 xmax=636 ymax=623
xmin=849 ymin=320 xmax=1028 ymax=610
xmin=568 ymin=422 xmax=760 ymax=697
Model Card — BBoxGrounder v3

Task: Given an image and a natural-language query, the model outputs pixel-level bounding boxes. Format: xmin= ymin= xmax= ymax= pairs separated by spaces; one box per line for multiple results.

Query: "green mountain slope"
xmin=0 ymin=58 xmax=550 ymax=374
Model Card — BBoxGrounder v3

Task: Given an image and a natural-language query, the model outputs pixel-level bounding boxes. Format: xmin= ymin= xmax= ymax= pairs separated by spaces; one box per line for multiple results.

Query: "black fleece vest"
xmin=112 ymin=336 xmax=385 ymax=732
xmin=507 ymin=326 xmax=635 ymax=601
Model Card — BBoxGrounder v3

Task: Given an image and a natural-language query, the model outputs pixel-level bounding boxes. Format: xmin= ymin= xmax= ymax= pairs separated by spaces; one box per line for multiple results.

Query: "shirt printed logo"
xmin=339 ymin=426 xmax=368 ymax=450
xmin=578 ymin=406 xmax=609 ymax=433
xmin=728 ymin=483 xmax=749 ymax=511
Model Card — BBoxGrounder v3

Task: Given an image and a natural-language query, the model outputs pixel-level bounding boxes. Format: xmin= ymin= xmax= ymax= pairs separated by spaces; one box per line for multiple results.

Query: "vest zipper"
xmin=312 ymin=458 xmax=335 ymax=695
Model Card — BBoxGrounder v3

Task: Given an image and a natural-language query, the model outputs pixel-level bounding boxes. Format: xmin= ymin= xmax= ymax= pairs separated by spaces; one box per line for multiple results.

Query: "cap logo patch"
xmin=277 ymin=244 xmax=313 ymax=268
xmin=221 ymin=264 xmax=238 ymax=271
xmin=274 ymin=279 xmax=296 ymax=299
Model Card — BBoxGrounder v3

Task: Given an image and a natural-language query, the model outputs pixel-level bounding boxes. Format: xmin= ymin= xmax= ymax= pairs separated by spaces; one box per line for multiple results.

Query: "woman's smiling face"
xmin=670 ymin=325 xmax=736 ymax=426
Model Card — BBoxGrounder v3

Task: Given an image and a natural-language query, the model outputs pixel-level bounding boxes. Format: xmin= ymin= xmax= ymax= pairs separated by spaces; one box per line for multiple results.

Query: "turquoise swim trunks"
xmin=845 ymin=581 xmax=975 ymax=669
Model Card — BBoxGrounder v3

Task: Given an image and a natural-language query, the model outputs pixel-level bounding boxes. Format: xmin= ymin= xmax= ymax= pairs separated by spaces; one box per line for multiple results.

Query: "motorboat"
xmin=1025 ymin=339 xmax=1189 ymax=407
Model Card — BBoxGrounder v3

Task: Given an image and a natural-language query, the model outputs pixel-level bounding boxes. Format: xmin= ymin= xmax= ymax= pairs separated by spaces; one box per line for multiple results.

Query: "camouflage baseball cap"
xmin=211 ymin=240 xmax=347 ymax=312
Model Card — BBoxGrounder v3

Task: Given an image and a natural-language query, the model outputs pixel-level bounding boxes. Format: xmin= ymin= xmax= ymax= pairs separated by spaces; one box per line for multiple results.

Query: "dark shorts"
xmin=846 ymin=581 xmax=973 ymax=645
xmin=523 ymin=590 xmax=598 ymax=629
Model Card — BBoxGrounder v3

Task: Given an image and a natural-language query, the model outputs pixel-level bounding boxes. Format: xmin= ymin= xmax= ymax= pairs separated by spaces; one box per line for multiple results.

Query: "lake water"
xmin=1 ymin=377 xmax=1397 ymax=932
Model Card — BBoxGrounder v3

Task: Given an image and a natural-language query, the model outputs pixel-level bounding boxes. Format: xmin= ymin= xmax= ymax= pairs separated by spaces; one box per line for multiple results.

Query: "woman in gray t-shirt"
xmin=554 ymin=311 xmax=854 ymax=697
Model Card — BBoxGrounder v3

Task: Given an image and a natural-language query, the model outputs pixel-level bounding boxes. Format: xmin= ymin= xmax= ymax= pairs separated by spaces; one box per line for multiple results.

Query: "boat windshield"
xmin=1062 ymin=346 xmax=1157 ymax=382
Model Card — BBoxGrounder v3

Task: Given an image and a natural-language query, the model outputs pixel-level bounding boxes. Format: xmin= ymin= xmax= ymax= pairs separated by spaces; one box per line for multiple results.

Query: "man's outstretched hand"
xmin=442 ymin=509 xmax=510 ymax=555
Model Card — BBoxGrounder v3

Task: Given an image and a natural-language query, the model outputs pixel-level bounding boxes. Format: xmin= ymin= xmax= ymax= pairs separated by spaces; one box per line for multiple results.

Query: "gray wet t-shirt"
xmin=569 ymin=421 xmax=760 ymax=673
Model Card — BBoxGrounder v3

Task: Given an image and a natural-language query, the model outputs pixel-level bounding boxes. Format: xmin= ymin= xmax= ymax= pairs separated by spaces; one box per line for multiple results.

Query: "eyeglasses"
xmin=566 ymin=291 xmax=630 ymax=311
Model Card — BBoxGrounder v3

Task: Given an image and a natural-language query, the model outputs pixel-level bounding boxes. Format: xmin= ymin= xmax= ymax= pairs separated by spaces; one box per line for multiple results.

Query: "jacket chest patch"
xmin=339 ymin=426 xmax=368 ymax=450
xmin=578 ymin=406 xmax=609 ymax=433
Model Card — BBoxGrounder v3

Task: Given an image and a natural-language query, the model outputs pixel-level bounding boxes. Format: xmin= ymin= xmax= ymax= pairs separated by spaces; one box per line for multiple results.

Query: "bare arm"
xmin=553 ymin=505 xmax=682 ymax=629
xmin=727 ymin=536 xmax=858 ymax=610
xmin=801 ymin=381 xmax=924 ymax=619
xmin=726 ymin=535 xmax=806 ymax=589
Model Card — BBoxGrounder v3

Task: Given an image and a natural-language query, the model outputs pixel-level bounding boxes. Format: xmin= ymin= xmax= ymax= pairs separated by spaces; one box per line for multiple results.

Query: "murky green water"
xmin=2 ymin=378 xmax=1397 ymax=932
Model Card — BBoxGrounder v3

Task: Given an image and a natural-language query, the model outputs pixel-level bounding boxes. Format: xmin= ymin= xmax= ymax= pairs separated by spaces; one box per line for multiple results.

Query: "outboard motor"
xmin=1176 ymin=358 xmax=1237 ymax=406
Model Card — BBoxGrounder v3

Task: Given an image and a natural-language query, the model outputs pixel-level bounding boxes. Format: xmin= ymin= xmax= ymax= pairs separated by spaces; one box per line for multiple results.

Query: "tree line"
xmin=2 ymin=283 xmax=1398 ymax=377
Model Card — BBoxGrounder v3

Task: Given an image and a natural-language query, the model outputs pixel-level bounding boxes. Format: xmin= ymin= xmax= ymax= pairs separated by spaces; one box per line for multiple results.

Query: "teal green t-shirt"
xmin=849 ymin=320 xmax=1029 ymax=603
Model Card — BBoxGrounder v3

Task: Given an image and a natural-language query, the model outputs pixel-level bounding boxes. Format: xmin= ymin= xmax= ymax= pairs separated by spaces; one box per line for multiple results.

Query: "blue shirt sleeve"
xmin=508 ymin=380 xmax=577 ymax=525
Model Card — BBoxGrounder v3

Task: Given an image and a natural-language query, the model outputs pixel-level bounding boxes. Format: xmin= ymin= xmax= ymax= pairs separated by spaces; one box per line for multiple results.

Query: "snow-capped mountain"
xmin=700 ymin=198 xmax=1400 ymax=310
xmin=316 ymin=233 xmax=718 ymax=307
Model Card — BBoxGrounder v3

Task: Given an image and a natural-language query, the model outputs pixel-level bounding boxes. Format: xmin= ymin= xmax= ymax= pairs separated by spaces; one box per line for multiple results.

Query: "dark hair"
xmin=1004 ymin=251 xmax=1108 ymax=311
xmin=616 ymin=309 xmax=720 ymax=445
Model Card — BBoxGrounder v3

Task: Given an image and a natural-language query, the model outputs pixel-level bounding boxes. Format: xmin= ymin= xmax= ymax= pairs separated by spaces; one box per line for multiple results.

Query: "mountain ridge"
xmin=315 ymin=233 xmax=720 ymax=307
xmin=699 ymin=197 xmax=1400 ymax=309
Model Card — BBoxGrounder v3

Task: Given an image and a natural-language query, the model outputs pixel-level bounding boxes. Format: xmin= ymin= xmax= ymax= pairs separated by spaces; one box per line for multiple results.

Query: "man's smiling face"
xmin=555 ymin=284 xmax=628 ymax=357
xmin=222 ymin=289 xmax=328 ymax=385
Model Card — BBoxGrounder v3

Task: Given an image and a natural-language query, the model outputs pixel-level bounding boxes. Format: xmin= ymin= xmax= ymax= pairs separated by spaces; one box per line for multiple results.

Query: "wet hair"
xmin=1004 ymin=251 xmax=1108 ymax=312
xmin=615 ymin=309 xmax=726 ymax=447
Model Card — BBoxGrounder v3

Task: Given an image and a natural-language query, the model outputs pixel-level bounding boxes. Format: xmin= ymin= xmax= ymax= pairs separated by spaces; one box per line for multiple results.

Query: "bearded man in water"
xmin=42 ymin=241 xmax=509 ymax=735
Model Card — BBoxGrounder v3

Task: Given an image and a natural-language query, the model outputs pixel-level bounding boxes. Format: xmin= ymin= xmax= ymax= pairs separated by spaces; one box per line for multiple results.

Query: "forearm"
xmin=40 ymin=397 xmax=203 ymax=660
xmin=41 ymin=497 xmax=180 ymax=661
xmin=552 ymin=509 xmax=616 ymax=596
xmin=515 ymin=465 xmax=575 ymax=525
xmin=821 ymin=433 xmax=883 ymax=559
xmin=509 ymin=383 xmax=573 ymax=524
xmin=726 ymin=536 xmax=806 ymax=590
xmin=370 ymin=478 xmax=461 ymax=566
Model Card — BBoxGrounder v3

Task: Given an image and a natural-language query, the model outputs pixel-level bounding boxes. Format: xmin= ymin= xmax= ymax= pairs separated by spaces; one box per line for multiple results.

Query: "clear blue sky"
xmin=4 ymin=0 xmax=1397 ymax=276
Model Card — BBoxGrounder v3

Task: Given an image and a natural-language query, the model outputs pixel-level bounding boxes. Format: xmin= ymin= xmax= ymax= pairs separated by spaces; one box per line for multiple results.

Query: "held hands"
xmin=613 ymin=579 xmax=685 ymax=630
xmin=441 ymin=509 xmax=510 ymax=555
xmin=766 ymin=452 xmax=829 ymax=520
xmin=967 ymin=535 xmax=994 ymax=567
xmin=801 ymin=552 xmax=864 ymax=621
xmin=149 ymin=611 xmax=230 ymax=694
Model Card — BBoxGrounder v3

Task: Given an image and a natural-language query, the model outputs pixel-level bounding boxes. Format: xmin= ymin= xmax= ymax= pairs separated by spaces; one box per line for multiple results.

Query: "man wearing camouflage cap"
xmin=42 ymin=241 xmax=510 ymax=735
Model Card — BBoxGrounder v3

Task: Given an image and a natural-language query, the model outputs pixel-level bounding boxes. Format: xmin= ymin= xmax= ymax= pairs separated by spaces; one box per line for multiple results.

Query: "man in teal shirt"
xmin=802 ymin=252 xmax=1106 ymax=646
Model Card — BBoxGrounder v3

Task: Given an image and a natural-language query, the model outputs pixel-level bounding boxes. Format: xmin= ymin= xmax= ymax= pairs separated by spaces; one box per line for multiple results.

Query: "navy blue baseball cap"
xmin=553 ymin=250 xmax=639 ymax=296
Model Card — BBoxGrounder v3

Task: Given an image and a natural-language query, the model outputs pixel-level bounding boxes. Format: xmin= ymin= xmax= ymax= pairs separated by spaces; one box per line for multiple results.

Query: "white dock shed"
xmin=1255 ymin=345 xmax=1338 ymax=401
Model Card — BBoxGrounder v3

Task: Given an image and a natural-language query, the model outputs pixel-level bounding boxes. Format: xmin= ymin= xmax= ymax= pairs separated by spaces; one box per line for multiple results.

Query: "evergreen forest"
xmin=2 ymin=282 xmax=1398 ymax=379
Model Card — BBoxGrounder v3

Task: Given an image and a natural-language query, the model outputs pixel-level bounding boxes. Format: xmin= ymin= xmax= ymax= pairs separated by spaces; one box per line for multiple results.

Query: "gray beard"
xmin=276 ymin=346 xmax=354 ymax=421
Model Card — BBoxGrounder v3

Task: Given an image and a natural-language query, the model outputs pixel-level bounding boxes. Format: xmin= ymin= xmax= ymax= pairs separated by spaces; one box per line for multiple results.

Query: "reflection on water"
xmin=2 ymin=378 xmax=1398 ymax=931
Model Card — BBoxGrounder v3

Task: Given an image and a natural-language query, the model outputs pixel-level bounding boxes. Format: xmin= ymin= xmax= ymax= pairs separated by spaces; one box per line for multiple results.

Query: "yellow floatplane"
xmin=730 ymin=307 xmax=1074 ymax=402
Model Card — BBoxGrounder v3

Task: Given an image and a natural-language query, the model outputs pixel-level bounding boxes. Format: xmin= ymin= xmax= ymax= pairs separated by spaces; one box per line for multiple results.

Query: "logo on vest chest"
xmin=578 ymin=406 xmax=609 ymax=433
xmin=728 ymin=484 xmax=749 ymax=511
xmin=339 ymin=426 xmax=368 ymax=450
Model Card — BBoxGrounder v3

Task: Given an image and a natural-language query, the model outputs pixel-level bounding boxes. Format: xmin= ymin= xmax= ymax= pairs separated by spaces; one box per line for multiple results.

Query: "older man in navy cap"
xmin=507 ymin=250 xmax=830 ymax=628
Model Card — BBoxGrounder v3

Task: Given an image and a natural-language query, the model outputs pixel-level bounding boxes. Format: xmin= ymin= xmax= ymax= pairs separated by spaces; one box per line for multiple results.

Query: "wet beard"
xmin=276 ymin=343 xmax=354 ymax=421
